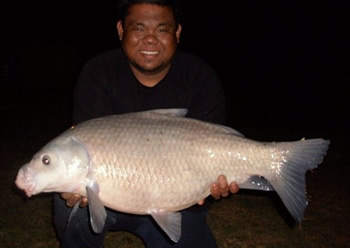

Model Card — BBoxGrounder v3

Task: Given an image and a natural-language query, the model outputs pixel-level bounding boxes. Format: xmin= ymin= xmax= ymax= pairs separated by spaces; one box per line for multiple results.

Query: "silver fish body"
xmin=15 ymin=109 xmax=330 ymax=242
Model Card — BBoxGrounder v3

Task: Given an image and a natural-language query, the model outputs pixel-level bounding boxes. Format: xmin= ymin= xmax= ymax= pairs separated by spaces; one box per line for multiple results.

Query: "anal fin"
xmin=150 ymin=210 xmax=182 ymax=243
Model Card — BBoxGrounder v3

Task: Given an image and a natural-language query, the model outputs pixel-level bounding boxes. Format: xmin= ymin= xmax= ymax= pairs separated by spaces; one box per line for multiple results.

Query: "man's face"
xmin=117 ymin=4 xmax=182 ymax=75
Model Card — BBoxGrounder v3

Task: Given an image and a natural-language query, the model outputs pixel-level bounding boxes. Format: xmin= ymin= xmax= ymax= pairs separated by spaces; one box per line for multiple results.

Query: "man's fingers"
xmin=68 ymin=194 xmax=81 ymax=207
xmin=60 ymin=192 xmax=71 ymax=200
xmin=80 ymin=197 xmax=88 ymax=207
xmin=210 ymin=183 xmax=220 ymax=200
xmin=60 ymin=193 xmax=83 ymax=207
xmin=230 ymin=182 xmax=239 ymax=194
xmin=217 ymin=175 xmax=229 ymax=197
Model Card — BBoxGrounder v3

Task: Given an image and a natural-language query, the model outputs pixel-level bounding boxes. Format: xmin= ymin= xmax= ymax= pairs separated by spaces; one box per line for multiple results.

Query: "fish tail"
xmin=266 ymin=138 xmax=330 ymax=222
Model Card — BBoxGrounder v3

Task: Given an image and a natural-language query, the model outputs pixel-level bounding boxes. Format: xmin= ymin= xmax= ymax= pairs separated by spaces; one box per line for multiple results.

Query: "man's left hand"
xmin=198 ymin=175 xmax=239 ymax=205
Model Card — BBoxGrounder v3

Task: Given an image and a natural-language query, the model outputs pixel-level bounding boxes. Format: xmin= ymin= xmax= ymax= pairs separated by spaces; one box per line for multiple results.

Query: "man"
xmin=54 ymin=1 xmax=238 ymax=247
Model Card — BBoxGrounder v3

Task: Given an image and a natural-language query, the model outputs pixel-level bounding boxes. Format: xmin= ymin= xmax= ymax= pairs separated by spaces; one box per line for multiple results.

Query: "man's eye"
xmin=42 ymin=155 xmax=51 ymax=166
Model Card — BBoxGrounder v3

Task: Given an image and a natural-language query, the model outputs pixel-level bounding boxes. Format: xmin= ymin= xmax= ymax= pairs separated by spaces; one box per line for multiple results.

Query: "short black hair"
xmin=117 ymin=0 xmax=183 ymax=26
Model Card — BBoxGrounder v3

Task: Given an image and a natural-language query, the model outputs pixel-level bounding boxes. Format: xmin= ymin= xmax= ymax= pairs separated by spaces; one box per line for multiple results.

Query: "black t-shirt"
xmin=73 ymin=48 xmax=226 ymax=125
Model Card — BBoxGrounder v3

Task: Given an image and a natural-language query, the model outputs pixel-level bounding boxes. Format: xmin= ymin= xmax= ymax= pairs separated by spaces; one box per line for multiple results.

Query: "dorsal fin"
xmin=148 ymin=109 xmax=188 ymax=117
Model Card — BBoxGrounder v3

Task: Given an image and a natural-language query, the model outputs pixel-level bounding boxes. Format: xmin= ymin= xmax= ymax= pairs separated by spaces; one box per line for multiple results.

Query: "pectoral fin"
xmin=65 ymin=198 xmax=81 ymax=230
xmin=150 ymin=211 xmax=182 ymax=243
xmin=86 ymin=182 xmax=107 ymax=233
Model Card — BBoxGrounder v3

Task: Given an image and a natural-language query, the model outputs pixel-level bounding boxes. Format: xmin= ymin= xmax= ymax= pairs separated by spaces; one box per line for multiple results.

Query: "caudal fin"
xmin=267 ymin=138 xmax=330 ymax=222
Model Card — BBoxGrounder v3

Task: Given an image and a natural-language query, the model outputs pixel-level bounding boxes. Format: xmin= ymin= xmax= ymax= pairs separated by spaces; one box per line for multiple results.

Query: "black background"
xmin=1 ymin=0 xmax=349 ymax=132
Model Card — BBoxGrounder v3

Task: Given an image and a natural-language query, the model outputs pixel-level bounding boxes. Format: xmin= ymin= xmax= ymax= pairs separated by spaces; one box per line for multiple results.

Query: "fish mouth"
xmin=15 ymin=169 xmax=35 ymax=197
xmin=15 ymin=179 xmax=35 ymax=197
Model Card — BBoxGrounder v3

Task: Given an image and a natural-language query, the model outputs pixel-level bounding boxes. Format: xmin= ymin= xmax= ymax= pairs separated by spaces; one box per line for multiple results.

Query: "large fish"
xmin=15 ymin=109 xmax=329 ymax=242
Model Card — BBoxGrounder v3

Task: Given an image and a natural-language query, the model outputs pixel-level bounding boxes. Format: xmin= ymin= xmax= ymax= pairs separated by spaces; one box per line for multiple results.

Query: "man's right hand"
xmin=61 ymin=193 xmax=88 ymax=208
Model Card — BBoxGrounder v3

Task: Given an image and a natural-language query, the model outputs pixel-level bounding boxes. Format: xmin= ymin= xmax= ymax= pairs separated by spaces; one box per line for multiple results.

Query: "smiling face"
xmin=117 ymin=4 xmax=182 ymax=83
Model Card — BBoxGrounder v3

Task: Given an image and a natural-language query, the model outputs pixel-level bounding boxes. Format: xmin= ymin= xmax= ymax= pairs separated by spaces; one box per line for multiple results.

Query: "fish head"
xmin=15 ymin=134 xmax=91 ymax=197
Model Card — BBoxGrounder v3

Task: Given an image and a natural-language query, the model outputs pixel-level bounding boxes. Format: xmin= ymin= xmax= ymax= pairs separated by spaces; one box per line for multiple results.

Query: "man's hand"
xmin=198 ymin=175 xmax=239 ymax=205
xmin=61 ymin=193 xmax=88 ymax=208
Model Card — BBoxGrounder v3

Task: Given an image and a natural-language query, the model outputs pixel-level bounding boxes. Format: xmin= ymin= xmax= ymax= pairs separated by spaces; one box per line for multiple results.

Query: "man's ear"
xmin=116 ymin=21 xmax=124 ymax=41
xmin=176 ymin=24 xmax=182 ymax=44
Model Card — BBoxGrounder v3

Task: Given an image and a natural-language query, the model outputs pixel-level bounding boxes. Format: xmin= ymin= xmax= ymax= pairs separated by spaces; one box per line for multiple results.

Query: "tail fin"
xmin=266 ymin=138 xmax=330 ymax=222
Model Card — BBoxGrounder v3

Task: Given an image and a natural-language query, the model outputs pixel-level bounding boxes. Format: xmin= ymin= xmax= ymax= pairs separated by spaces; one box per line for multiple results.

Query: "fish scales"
xmin=75 ymin=112 xmax=252 ymax=212
xmin=15 ymin=109 xmax=330 ymax=242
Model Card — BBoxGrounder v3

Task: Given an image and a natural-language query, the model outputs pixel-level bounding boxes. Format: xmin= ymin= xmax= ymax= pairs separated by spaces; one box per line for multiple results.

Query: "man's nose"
xmin=142 ymin=33 xmax=159 ymax=45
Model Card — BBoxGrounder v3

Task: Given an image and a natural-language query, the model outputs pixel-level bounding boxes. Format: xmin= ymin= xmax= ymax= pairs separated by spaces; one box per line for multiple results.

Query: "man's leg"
xmin=115 ymin=209 xmax=217 ymax=248
xmin=54 ymin=194 xmax=217 ymax=248
xmin=173 ymin=209 xmax=217 ymax=248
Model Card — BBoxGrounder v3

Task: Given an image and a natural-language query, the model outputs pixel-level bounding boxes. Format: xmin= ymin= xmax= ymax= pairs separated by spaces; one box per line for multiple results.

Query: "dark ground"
xmin=1 ymin=0 xmax=350 ymax=247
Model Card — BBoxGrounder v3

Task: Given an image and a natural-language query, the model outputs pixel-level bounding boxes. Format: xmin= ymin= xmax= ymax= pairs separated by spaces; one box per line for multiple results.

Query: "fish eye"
xmin=42 ymin=155 xmax=51 ymax=166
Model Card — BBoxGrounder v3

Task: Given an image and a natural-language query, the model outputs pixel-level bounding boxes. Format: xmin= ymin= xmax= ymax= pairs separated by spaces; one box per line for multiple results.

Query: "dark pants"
xmin=53 ymin=194 xmax=217 ymax=248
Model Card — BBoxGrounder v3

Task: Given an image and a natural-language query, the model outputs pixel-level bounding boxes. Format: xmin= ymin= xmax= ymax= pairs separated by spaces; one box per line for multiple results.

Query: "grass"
xmin=1 ymin=99 xmax=349 ymax=248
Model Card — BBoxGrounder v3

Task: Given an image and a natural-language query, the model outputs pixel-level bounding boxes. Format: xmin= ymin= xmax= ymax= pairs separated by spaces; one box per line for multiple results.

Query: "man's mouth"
xmin=140 ymin=50 xmax=160 ymax=55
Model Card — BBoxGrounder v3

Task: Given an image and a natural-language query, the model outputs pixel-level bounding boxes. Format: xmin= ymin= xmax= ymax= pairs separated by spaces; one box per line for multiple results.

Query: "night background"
xmin=1 ymin=0 xmax=349 ymax=247
xmin=2 ymin=0 xmax=349 ymax=130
